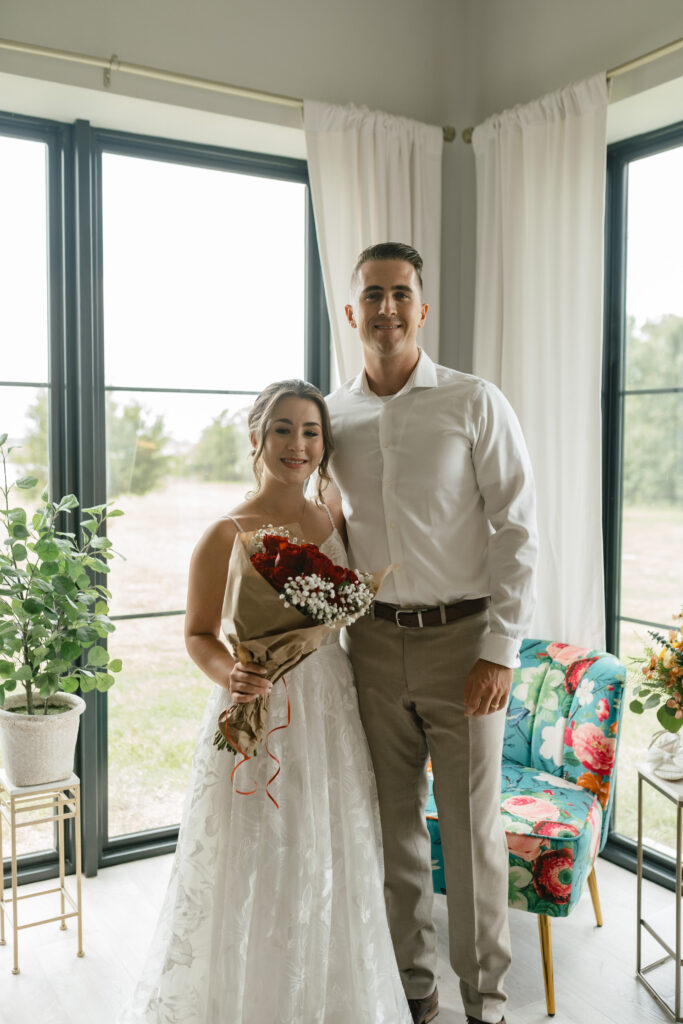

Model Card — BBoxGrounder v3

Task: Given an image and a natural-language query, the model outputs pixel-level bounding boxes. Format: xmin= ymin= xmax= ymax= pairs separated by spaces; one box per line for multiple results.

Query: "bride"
xmin=117 ymin=379 xmax=411 ymax=1024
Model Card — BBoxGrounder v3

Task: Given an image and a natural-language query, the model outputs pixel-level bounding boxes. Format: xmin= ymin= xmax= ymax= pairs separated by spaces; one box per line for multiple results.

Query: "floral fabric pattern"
xmin=427 ymin=638 xmax=626 ymax=919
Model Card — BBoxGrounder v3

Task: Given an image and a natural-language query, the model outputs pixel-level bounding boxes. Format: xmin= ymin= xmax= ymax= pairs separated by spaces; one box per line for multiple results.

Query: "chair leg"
xmin=537 ymin=914 xmax=556 ymax=1016
xmin=587 ymin=866 xmax=603 ymax=927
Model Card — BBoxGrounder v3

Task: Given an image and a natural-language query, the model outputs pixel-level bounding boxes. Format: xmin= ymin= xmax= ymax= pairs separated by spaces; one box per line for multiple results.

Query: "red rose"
xmin=532 ymin=848 xmax=573 ymax=903
xmin=263 ymin=565 xmax=292 ymax=589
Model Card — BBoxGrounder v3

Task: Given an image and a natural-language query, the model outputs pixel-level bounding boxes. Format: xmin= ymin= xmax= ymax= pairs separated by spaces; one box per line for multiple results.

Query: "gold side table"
xmin=637 ymin=763 xmax=683 ymax=1021
xmin=0 ymin=769 xmax=83 ymax=974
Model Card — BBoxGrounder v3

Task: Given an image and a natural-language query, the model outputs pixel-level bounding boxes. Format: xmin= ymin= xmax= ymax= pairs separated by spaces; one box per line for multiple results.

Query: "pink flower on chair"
xmin=534 ymin=820 xmax=580 ymax=838
xmin=502 ymin=796 xmax=560 ymax=822
xmin=596 ymin=697 xmax=610 ymax=722
xmin=571 ymin=723 xmax=616 ymax=774
xmin=532 ymin=848 xmax=573 ymax=903
xmin=506 ymin=833 xmax=548 ymax=861
xmin=545 ymin=643 xmax=590 ymax=666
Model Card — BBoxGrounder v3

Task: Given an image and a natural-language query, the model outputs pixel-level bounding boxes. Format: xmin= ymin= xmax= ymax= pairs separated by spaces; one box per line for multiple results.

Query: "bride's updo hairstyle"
xmin=248 ymin=379 xmax=335 ymax=502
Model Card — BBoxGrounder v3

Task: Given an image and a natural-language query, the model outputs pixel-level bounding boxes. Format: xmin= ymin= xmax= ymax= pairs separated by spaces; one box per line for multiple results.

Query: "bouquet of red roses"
xmin=216 ymin=524 xmax=389 ymax=764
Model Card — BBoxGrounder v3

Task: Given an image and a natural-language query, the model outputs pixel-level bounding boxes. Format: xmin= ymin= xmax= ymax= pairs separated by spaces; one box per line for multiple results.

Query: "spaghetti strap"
xmin=321 ymin=502 xmax=335 ymax=531
xmin=223 ymin=514 xmax=243 ymax=529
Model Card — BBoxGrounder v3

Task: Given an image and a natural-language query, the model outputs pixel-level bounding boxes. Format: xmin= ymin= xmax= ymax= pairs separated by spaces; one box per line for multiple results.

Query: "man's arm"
xmin=466 ymin=382 xmax=538 ymax=714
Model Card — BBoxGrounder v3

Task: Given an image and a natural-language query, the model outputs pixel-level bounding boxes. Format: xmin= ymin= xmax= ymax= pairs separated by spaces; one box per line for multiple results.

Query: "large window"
xmin=604 ymin=121 xmax=683 ymax=878
xmin=0 ymin=113 xmax=328 ymax=880
xmin=0 ymin=130 xmax=53 ymax=864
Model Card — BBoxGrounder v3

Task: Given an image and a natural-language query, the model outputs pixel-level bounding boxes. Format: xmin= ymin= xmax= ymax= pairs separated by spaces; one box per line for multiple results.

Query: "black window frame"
xmin=0 ymin=110 xmax=330 ymax=884
xmin=601 ymin=117 xmax=683 ymax=890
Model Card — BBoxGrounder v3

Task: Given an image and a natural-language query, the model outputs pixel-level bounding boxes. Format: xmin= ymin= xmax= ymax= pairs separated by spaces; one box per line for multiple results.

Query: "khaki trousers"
xmin=346 ymin=609 xmax=511 ymax=1023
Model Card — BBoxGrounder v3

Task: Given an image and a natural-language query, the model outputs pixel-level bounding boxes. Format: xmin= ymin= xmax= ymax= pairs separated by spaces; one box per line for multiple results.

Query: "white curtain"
xmin=304 ymin=100 xmax=443 ymax=383
xmin=472 ymin=74 xmax=609 ymax=650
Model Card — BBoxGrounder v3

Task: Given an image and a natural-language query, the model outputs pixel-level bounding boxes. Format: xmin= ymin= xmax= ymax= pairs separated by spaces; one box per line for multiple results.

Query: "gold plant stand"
xmin=0 ymin=769 xmax=83 ymax=974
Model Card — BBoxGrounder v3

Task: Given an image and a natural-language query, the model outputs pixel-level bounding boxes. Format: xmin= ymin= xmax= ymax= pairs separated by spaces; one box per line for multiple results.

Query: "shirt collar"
xmin=351 ymin=349 xmax=438 ymax=398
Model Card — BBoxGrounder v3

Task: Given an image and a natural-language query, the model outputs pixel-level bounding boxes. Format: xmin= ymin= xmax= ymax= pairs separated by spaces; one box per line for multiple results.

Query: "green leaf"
xmin=109 ymin=658 xmax=123 ymax=673
xmin=0 ymin=660 xmax=15 ymax=677
xmin=87 ymin=645 xmax=109 ymax=667
xmin=14 ymin=665 xmax=33 ymax=681
xmin=60 ymin=675 xmax=80 ymax=693
xmin=106 ymin=508 xmax=124 ymax=518
xmin=80 ymin=519 xmax=98 ymax=534
xmin=52 ymin=575 xmax=76 ymax=596
xmin=10 ymin=524 xmax=29 ymax=540
xmin=11 ymin=544 xmax=27 ymax=562
xmin=94 ymin=600 xmax=109 ymax=615
xmin=16 ymin=476 xmax=39 ymax=490
xmin=76 ymin=625 xmax=99 ymax=645
xmin=79 ymin=675 xmax=96 ymax=693
xmin=7 ymin=508 xmax=27 ymax=525
xmin=56 ymin=494 xmax=79 ymax=512
xmin=94 ymin=671 xmax=115 ymax=691
xmin=90 ymin=536 xmax=113 ymax=551
xmin=629 ymin=699 xmax=644 ymax=714
xmin=0 ymin=433 xmax=7 ymax=446
xmin=644 ymin=694 xmax=661 ymax=710
xmin=23 ymin=597 xmax=46 ymax=614
xmin=657 ymin=704 xmax=683 ymax=733
xmin=60 ymin=640 xmax=82 ymax=662
xmin=34 ymin=539 xmax=61 ymax=561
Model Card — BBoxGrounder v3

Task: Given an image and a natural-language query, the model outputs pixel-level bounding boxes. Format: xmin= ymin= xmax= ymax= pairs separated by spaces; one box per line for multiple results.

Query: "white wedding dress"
xmin=117 ymin=525 xmax=411 ymax=1024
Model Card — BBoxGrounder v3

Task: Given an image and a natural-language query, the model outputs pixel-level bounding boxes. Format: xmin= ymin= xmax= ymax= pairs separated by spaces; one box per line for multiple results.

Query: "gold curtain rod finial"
xmin=442 ymin=125 xmax=456 ymax=143
xmin=462 ymin=126 xmax=473 ymax=145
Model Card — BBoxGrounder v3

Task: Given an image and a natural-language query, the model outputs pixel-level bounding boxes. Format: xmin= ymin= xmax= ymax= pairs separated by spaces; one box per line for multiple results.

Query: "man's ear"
xmin=344 ymin=304 xmax=357 ymax=328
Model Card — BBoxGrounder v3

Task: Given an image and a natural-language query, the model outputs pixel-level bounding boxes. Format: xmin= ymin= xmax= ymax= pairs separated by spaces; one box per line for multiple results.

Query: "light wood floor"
xmin=0 ymin=853 xmax=674 ymax=1024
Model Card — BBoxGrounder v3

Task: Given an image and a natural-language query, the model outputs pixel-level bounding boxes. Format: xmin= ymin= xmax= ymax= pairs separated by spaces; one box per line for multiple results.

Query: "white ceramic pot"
xmin=0 ymin=691 xmax=86 ymax=787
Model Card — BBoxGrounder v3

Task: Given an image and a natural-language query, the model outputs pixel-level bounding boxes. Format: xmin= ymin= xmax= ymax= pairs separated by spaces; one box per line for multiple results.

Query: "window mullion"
xmin=71 ymin=119 xmax=108 ymax=879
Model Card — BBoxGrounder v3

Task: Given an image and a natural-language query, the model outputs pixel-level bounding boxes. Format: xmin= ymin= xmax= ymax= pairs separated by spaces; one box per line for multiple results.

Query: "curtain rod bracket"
xmin=103 ymin=54 xmax=119 ymax=90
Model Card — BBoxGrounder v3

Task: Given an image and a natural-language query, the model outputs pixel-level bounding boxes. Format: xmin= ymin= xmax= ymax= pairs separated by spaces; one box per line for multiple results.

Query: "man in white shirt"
xmin=326 ymin=242 xmax=537 ymax=1024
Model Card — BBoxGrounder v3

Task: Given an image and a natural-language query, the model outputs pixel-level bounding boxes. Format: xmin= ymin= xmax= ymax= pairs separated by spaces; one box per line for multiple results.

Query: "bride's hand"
xmin=229 ymin=662 xmax=271 ymax=703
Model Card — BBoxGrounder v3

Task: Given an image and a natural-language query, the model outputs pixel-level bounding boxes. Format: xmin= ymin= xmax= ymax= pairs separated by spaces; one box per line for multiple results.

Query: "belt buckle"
xmin=395 ymin=608 xmax=424 ymax=628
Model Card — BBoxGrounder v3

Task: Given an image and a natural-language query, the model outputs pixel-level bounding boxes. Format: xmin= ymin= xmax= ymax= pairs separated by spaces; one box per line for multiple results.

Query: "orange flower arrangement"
xmin=629 ymin=607 xmax=683 ymax=733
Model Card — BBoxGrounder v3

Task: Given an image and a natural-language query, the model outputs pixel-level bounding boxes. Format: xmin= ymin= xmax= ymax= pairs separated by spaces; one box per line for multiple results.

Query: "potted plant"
xmin=0 ymin=432 xmax=123 ymax=787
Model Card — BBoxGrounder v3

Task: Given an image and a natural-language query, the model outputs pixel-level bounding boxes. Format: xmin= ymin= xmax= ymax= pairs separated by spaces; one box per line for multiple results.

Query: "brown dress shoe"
xmin=465 ymin=1016 xmax=506 ymax=1024
xmin=408 ymin=986 xmax=439 ymax=1024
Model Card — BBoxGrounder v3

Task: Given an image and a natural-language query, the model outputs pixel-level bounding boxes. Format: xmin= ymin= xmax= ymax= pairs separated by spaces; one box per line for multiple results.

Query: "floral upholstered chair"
xmin=426 ymin=638 xmax=626 ymax=1016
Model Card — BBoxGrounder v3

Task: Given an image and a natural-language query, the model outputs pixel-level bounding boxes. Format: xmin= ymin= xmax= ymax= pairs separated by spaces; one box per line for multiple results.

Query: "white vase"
xmin=0 ymin=691 xmax=86 ymax=787
xmin=646 ymin=729 xmax=683 ymax=781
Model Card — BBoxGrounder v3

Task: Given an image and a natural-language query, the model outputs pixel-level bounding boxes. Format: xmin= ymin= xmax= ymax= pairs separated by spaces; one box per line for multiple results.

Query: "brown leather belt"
xmin=372 ymin=596 xmax=490 ymax=628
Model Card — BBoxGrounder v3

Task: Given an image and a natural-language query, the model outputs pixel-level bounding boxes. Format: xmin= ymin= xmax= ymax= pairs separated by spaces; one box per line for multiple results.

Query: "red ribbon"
xmin=229 ymin=676 xmax=291 ymax=808
xmin=264 ymin=677 xmax=291 ymax=809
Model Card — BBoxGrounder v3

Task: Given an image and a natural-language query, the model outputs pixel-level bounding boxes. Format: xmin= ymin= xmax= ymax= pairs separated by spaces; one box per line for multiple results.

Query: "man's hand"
xmin=464 ymin=658 xmax=512 ymax=716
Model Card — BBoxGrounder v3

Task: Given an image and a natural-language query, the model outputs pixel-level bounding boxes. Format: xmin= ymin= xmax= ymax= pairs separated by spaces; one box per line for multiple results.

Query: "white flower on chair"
xmin=539 ymin=717 xmax=567 ymax=766
xmin=576 ymin=678 xmax=595 ymax=706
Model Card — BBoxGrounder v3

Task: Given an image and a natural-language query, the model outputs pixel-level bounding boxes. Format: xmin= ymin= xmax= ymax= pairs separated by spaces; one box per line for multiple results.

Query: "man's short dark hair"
xmin=350 ymin=242 xmax=424 ymax=295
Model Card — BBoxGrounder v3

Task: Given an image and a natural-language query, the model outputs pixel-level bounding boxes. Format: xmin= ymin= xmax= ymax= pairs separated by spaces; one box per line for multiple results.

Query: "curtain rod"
xmin=0 ymin=36 xmax=457 ymax=142
xmin=461 ymin=34 xmax=683 ymax=143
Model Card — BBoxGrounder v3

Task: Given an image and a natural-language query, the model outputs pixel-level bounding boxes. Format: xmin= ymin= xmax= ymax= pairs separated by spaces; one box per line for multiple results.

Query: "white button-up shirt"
xmin=326 ymin=350 xmax=537 ymax=667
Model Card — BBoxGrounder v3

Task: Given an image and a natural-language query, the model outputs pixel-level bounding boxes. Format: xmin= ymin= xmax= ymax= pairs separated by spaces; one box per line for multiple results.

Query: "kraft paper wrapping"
xmin=217 ymin=523 xmax=390 ymax=758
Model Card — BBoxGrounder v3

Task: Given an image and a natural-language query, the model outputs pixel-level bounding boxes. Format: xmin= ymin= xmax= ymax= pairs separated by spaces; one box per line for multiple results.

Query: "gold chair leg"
xmin=538 ymin=914 xmax=556 ymax=1016
xmin=587 ymin=866 xmax=603 ymax=927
